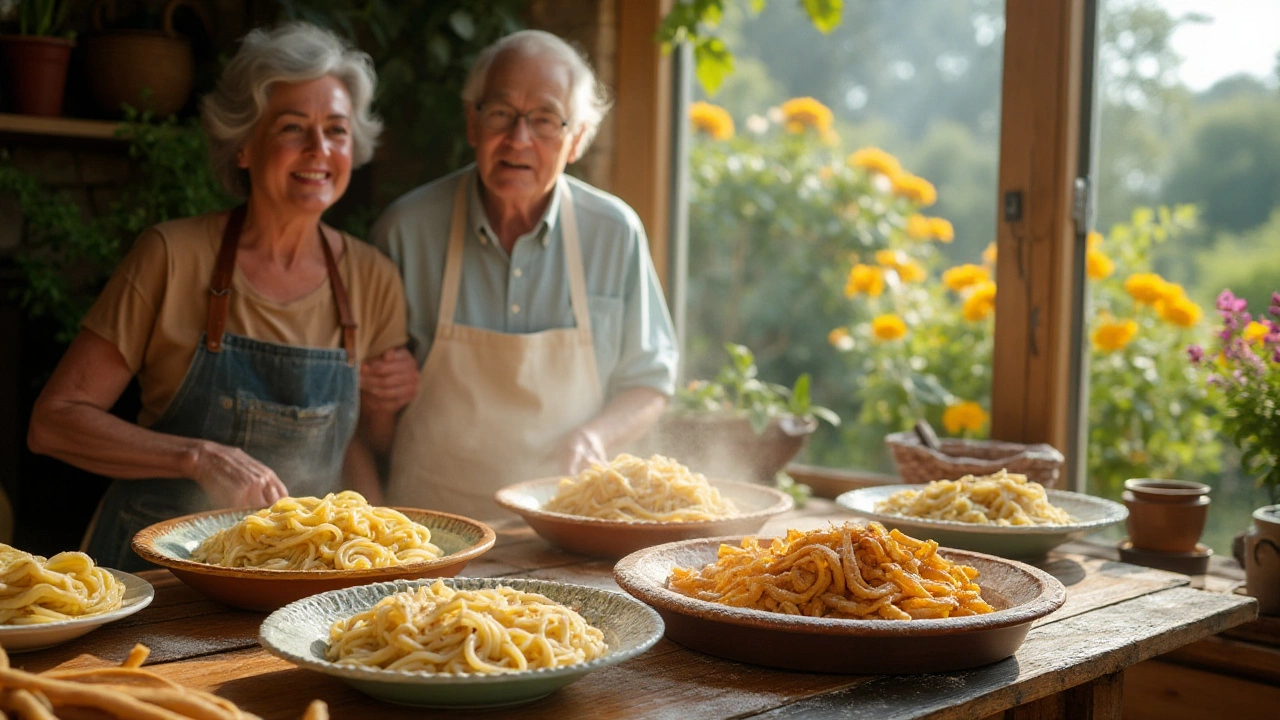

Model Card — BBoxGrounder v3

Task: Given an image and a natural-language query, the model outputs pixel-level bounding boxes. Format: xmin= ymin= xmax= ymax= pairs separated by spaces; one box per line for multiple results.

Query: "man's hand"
xmin=554 ymin=427 xmax=608 ymax=476
xmin=360 ymin=346 xmax=419 ymax=414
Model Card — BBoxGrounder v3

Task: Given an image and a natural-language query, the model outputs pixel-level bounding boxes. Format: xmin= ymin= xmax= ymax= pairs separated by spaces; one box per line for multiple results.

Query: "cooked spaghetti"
xmin=668 ymin=522 xmax=994 ymax=620
xmin=326 ymin=580 xmax=607 ymax=674
xmin=0 ymin=642 xmax=327 ymax=719
xmin=875 ymin=469 xmax=1074 ymax=526
xmin=0 ymin=544 xmax=125 ymax=625
xmin=544 ymin=453 xmax=738 ymax=522
xmin=190 ymin=491 xmax=443 ymax=570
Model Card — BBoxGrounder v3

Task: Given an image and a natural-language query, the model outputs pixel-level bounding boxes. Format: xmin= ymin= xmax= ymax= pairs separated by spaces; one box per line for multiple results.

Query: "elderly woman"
xmin=26 ymin=23 xmax=412 ymax=571
xmin=366 ymin=30 xmax=679 ymax=518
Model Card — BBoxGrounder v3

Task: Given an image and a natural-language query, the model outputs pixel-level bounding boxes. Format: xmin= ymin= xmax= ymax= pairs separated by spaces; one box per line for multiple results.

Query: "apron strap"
xmin=206 ymin=205 xmax=359 ymax=365
xmin=206 ymin=205 xmax=246 ymax=352
xmin=438 ymin=176 xmax=470 ymax=328
xmin=558 ymin=182 xmax=592 ymax=338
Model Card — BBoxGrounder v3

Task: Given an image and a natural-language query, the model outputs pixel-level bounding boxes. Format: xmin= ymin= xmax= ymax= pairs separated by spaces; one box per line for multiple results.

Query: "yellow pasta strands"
xmin=191 ymin=491 xmax=443 ymax=570
xmin=0 ymin=642 xmax=327 ymax=719
xmin=876 ymin=470 xmax=1074 ymax=526
xmin=0 ymin=544 xmax=125 ymax=625
xmin=669 ymin=523 xmax=995 ymax=620
xmin=326 ymin=581 xmax=607 ymax=674
xmin=545 ymin=453 xmax=738 ymax=521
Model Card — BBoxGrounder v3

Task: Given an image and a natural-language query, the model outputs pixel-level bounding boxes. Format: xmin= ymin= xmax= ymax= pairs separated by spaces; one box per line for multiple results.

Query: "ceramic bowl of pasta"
xmin=834 ymin=471 xmax=1128 ymax=559
xmin=614 ymin=523 xmax=1065 ymax=674
xmin=0 ymin=544 xmax=155 ymax=652
xmin=132 ymin=491 xmax=496 ymax=611
xmin=494 ymin=454 xmax=794 ymax=558
xmin=260 ymin=576 xmax=664 ymax=708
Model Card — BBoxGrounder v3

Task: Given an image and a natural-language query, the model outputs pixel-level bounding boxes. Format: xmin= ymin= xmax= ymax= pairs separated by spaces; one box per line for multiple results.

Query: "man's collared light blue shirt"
xmin=372 ymin=165 xmax=678 ymax=399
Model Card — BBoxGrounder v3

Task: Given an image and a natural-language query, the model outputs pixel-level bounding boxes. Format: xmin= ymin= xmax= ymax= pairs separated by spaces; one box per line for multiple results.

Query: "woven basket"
xmin=885 ymin=432 xmax=1065 ymax=488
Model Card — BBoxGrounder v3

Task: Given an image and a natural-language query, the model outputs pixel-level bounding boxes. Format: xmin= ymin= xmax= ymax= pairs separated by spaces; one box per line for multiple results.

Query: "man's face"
xmin=467 ymin=51 xmax=586 ymax=210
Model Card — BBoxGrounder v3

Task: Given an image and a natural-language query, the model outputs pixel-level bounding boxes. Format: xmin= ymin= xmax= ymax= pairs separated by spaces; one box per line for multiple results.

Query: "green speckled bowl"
xmin=259 ymin=577 xmax=664 ymax=708
xmin=132 ymin=508 xmax=495 ymax=611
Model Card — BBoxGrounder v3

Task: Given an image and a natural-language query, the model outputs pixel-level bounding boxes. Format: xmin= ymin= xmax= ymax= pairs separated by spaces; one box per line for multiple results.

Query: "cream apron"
xmin=386 ymin=174 xmax=604 ymax=519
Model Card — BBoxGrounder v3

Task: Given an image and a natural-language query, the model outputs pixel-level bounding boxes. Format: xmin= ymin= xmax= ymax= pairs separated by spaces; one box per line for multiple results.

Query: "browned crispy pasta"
xmin=668 ymin=522 xmax=995 ymax=620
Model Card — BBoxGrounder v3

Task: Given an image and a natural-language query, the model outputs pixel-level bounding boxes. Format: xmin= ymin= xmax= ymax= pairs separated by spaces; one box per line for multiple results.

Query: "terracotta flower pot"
xmin=1244 ymin=505 xmax=1280 ymax=616
xmin=640 ymin=413 xmax=816 ymax=484
xmin=1122 ymin=479 xmax=1210 ymax=553
xmin=0 ymin=35 xmax=76 ymax=116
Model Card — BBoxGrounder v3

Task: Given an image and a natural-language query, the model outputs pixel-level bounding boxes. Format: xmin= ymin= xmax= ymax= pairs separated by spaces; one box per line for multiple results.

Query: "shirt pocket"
xmin=588 ymin=294 xmax=624 ymax=379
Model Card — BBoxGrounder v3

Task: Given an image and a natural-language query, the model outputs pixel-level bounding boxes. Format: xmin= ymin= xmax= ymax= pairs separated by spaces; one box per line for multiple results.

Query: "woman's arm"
xmin=28 ymin=330 xmax=288 ymax=508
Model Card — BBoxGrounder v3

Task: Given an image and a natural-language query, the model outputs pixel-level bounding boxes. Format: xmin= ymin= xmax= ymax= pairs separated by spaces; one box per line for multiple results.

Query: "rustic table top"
xmin=14 ymin=501 xmax=1258 ymax=720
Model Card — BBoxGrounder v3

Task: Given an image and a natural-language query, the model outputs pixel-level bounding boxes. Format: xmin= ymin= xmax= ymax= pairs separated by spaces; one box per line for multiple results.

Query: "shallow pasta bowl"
xmin=614 ymin=536 xmax=1065 ymax=674
xmin=259 ymin=577 xmax=664 ymax=708
xmin=835 ymin=485 xmax=1128 ymax=559
xmin=0 ymin=569 xmax=154 ymax=652
xmin=494 ymin=477 xmax=793 ymax=558
xmin=132 ymin=508 xmax=495 ymax=612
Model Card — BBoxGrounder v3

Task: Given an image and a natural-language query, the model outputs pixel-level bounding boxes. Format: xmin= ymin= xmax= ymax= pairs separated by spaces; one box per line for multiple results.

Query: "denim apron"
xmin=83 ymin=206 xmax=360 ymax=572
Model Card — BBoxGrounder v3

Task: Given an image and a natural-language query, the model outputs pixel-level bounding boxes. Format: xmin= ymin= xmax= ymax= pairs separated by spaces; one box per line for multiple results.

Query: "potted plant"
xmin=646 ymin=343 xmax=839 ymax=484
xmin=0 ymin=0 xmax=74 ymax=116
xmin=1191 ymin=289 xmax=1280 ymax=613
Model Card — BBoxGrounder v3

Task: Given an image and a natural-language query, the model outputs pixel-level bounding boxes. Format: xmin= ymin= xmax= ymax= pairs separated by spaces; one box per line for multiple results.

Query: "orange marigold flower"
xmin=897 ymin=261 xmax=926 ymax=283
xmin=847 ymin=146 xmax=902 ymax=177
xmin=942 ymin=401 xmax=988 ymax=435
xmin=982 ymin=242 xmax=997 ymax=265
xmin=844 ymin=264 xmax=885 ymax=298
xmin=1086 ymin=248 xmax=1115 ymax=280
xmin=1087 ymin=231 xmax=1104 ymax=249
xmin=1092 ymin=318 xmax=1138 ymax=352
xmin=929 ymin=217 xmax=954 ymax=243
xmin=942 ymin=264 xmax=990 ymax=292
xmin=905 ymin=214 xmax=932 ymax=239
xmin=962 ymin=282 xmax=997 ymax=322
xmin=1124 ymin=273 xmax=1174 ymax=305
xmin=890 ymin=173 xmax=937 ymax=206
xmin=780 ymin=97 xmax=834 ymax=134
xmin=1157 ymin=295 xmax=1202 ymax=328
xmin=1243 ymin=321 xmax=1270 ymax=345
xmin=875 ymin=249 xmax=901 ymax=267
xmin=689 ymin=101 xmax=734 ymax=140
xmin=871 ymin=314 xmax=907 ymax=341
xmin=828 ymin=327 xmax=854 ymax=350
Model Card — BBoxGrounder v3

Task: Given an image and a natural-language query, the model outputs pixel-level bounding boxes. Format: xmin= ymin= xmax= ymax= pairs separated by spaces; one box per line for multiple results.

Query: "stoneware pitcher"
xmin=1245 ymin=504 xmax=1280 ymax=616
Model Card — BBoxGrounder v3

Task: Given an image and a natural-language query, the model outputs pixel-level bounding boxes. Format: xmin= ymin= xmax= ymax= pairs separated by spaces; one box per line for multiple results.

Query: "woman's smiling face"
xmin=238 ymin=76 xmax=354 ymax=216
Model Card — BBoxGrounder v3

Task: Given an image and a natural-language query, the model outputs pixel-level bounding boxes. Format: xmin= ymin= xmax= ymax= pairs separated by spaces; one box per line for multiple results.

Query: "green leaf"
xmin=427 ymin=33 xmax=452 ymax=68
xmin=800 ymin=0 xmax=843 ymax=33
xmin=811 ymin=406 xmax=842 ymax=427
xmin=790 ymin=373 xmax=812 ymax=414
xmin=449 ymin=10 xmax=476 ymax=40
xmin=693 ymin=37 xmax=733 ymax=95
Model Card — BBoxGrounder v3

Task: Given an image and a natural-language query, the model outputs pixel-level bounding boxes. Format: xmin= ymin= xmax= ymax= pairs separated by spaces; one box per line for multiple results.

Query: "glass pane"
xmin=1088 ymin=0 xmax=1280 ymax=553
xmin=681 ymin=2 xmax=1006 ymax=474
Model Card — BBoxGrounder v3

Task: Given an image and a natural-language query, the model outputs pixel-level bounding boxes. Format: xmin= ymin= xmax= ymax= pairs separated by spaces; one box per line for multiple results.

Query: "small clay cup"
xmin=1122 ymin=479 xmax=1211 ymax=553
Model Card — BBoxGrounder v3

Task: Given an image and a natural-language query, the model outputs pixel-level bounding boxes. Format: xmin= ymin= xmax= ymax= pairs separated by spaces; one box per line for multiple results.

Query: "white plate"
xmin=835 ymin=485 xmax=1128 ymax=558
xmin=0 ymin=569 xmax=155 ymax=652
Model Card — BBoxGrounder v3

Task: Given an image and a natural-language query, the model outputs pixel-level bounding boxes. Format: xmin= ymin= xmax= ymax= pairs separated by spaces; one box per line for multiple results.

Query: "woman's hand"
xmin=189 ymin=441 xmax=289 ymax=508
xmin=360 ymin=347 xmax=419 ymax=414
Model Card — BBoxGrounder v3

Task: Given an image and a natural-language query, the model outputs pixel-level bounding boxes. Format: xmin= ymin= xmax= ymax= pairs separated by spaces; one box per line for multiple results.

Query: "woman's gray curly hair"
xmin=201 ymin=22 xmax=382 ymax=198
xmin=461 ymin=30 xmax=612 ymax=156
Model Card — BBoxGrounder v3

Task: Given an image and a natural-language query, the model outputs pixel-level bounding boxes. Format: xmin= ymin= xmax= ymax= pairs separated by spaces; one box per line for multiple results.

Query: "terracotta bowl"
xmin=132 ymin=508 xmax=496 ymax=611
xmin=614 ymin=537 xmax=1066 ymax=674
xmin=493 ymin=478 xmax=793 ymax=559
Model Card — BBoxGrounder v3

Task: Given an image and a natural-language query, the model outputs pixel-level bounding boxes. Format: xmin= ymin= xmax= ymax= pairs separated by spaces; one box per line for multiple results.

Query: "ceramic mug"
xmin=1245 ymin=505 xmax=1280 ymax=616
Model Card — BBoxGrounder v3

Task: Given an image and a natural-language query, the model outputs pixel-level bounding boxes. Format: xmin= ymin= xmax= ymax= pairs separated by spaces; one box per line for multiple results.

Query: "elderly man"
xmin=364 ymin=30 xmax=678 ymax=518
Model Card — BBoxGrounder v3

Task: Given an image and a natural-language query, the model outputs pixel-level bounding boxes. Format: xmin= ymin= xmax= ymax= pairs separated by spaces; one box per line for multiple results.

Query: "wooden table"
xmin=16 ymin=502 xmax=1258 ymax=719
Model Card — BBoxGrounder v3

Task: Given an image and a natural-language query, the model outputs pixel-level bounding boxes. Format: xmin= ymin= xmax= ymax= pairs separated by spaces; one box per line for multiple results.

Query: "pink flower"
xmin=1270 ymin=292 xmax=1280 ymax=317
xmin=1217 ymin=289 xmax=1247 ymax=314
xmin=1187 ymin=345 xmax=1204 ymax=363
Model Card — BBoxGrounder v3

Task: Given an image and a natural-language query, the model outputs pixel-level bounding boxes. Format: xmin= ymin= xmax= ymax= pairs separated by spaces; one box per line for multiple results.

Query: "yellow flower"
xmin=905 ymin=214 xmax=932 ymax=239
xmin=844 ymin=264 xmax=885 ymax=298
xmin=689 ymin=101 xmax=734 ymax=140
xmin=1124 ymin=273 xmax=1174 ymax=305
xmin=929 ymin=217 xmax=954 ymax=243
xmin=942 ymin=264 xmax=990 ymax=292
xmin=1087 ymin=231 xmax=1104 ymax=249
xmin=847 ymin=146 xmax=902 ymax=177
xmin=871 ymin=314 xmax=907 ymax=341
xmin=982 ymin=242 xmax=997 ymax=265
xmin=818 ymin=166 xmax=834 ymax=181
xmin=875 ymin=249 xmax=900 ymax=267
xmin=1092 ymin=318 xmax=1138 ymax=352
xmin=1086 ymin=248 xmax=1114 ymax=280
xmin=962 ymin=282 xmax=997 ymax=322
xmin=828 ymin=327 xmax=854 ymax=351
xmin=1157 ymin=295 xmax=1202 ymax=328
xmin=897 ymin=260 xmax=926 ymax=283
xmin=942 ymin=401 xmax=988 ymax=435
xmin=890 ymin=173 xmax=937 ymax=206
xmin=1243 ymin=321 xmax=1270 ymax=345
xmin=780 ymin=97 xmax=833 ymax=134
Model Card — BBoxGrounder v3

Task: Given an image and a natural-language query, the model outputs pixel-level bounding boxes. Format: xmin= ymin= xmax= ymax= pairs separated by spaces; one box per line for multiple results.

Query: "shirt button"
xmin=511 ymin=303 xmax=521 ymax=314
xmin=221 ymin=397 xmax=234 ymax=410
xmin=513 ymin=268 xmax=523 ymax=278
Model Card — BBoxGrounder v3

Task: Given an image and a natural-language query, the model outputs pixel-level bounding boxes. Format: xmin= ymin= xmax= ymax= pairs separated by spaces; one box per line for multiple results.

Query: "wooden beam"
xmin=991 ymin=0 xmax=1086 ymax=451
xmin=612 ymin=0 xmax=673 ymax=290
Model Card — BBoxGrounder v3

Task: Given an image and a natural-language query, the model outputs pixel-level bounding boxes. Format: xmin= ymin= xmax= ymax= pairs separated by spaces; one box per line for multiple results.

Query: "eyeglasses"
xmin=476 ymin=103 xmax=568 ymax=140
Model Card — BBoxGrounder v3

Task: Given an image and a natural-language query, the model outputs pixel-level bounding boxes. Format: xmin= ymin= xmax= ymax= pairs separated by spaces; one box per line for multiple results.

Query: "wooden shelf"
xmin=0 ymin=113 xmax=122 ymax=140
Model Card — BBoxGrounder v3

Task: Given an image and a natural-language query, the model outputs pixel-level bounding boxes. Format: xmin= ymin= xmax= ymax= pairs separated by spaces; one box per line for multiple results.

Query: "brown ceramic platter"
xmin=132 ymin=508 xmax=496 ymax=612
xmin=494 ymin=478 xmax=793 ymax=559
xmin=613 ymin=536 xmax=1066 ymax=674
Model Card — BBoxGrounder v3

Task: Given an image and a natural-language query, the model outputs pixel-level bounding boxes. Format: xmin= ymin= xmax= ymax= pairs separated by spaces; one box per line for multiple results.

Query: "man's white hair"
xmin=461 ymin=30 xmax=612 ymax=155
